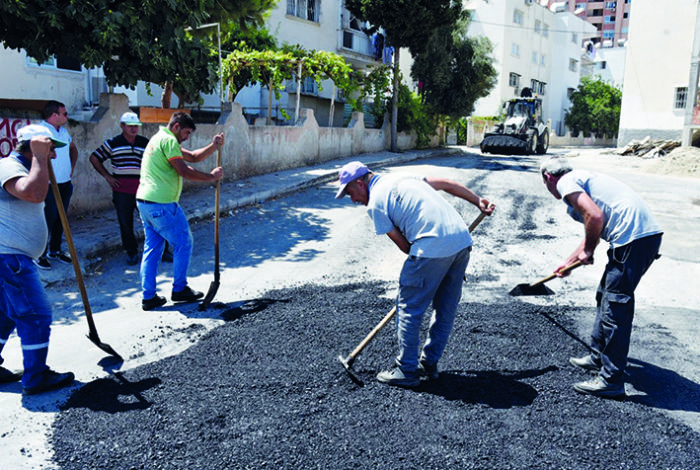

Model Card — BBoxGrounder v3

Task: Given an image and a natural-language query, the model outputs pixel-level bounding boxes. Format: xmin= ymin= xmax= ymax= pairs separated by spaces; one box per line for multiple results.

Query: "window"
xmin=511 ymin=43 xmax=520 ymax=58
xmin=513 ymin=9 xmax=524 ymax=25
xmin=287 ymin=0 xmax=318 ymax=22
xmin=598 ymin=61 xmax=608 ymax=70
xmin=532 ymin=52 xmax=538 ymax=64
xmin=530 ymin=79 xmax=547 ymax=95
xmin=543 ymin=24 xmax=549 ymax=38
xmin=534 ymin=20 xmax=541 ymax=34
xmin=27 ymin=54 xmax=81 ymax=72
xmin=675 ymin=87 xmax=688 ymax=109
xmin=569 ymin=58 xmax=578 ymax=72
xmin=509 ymin=72 xmax=521 ymax=87
xmin=571 ymin=32 xmax=579 ymax=44
xmin=591 ymin=9 xmax=604 ymax=16
xmin=541 ymin=54 xmax=546 ymax=66
xmin=603 ymin=30 xmax=615 ymax=38
xmin=605 ymin=2 xmax=617 ymax=8
xmin=567 ymin=87 xmax=575 ymax=99
xmin=604 ymin=15 xmax=616 ymax=23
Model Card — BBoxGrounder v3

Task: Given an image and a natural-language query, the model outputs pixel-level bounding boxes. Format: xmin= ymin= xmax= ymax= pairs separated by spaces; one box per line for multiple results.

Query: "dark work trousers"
xmin=591 ymin=233 xmax=662 ymax=383
xmin=43 ymin=181 xmax=73 ymax=255
xmin=113 ymin=191 xmax=139 ymax=257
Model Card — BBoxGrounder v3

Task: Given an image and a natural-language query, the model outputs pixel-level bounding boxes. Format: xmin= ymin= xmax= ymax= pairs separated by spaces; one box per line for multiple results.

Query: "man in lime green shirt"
xmin=137 ymin=112 xmax=223 ymax=310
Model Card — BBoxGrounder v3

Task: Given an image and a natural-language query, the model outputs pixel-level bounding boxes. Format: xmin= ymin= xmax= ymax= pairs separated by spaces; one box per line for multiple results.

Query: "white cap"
xmin=120 ymin=112 xmax=142 ymax=126
xmin=16 ymin=124 xmax=67 ymax=148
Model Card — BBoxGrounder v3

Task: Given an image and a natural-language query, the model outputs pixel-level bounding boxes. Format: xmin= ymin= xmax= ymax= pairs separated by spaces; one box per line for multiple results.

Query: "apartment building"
xmin=548 ymin=0 xmax=631 ymax=47
xmin=467 ymin=0 xmax=596 ymax=135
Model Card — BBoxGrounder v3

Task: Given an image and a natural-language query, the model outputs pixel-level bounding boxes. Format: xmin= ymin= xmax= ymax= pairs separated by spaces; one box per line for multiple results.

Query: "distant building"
xmin=547 ymin=0 xmax=631 ymax=47
xmin=617 ymin=0 xmax=700 ymax=146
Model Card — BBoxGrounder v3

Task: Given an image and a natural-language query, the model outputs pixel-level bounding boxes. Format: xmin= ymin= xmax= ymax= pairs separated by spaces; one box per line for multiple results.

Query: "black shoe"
xmin=23 ymin=369 xmax=74 ymax=395
xmin=171 ymin=286 xmax=204 ymax=303
xmin=126 ymin=253 xmax=140 ymax=266
xmin=142 ymin=295 xmax=167 ymax=311
xmin=48 ymin=251 xmax=72 ymax=264
xmin=33 ymin=256 xmax=51 ymax=270
xmin=161 ymin=251 xmax=173 ymax=263
xmin=0 ymin=366 xmax=22 ymax=384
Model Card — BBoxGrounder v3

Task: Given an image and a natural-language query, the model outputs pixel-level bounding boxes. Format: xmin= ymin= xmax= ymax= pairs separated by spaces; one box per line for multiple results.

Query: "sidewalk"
xmin=38 ymin=147 xmax=465 ymax=285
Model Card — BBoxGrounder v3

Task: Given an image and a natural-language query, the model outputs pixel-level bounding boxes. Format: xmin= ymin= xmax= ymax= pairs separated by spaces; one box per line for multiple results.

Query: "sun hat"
xmin=120 ymin=111 xmax=142 ymax=126
xmin=335 ymin=161 xmax=370 ymax=199
xmin=16 ymin=124 xmax=67 ymax=148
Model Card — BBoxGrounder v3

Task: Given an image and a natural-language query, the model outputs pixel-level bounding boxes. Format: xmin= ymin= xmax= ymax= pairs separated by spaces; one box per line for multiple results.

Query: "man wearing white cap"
xmin=0 ymin=124 xmax=75 ymax=395
xmin=335 ymin=161 xmax=494 ymax=387
xmin=90 ymin=111 xmax=151 ymax=265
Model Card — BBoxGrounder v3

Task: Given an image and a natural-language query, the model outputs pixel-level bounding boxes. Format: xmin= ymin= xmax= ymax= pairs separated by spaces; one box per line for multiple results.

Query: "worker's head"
xmin=120 ymin=112 xmax=142 ymax=139
xmin=335 ymin=161 xmax=372 ymax=205
xmin=539 ymin=157 xmax=572 ymax=200
xmin=168 ymin=112 xmax=196 ymax=143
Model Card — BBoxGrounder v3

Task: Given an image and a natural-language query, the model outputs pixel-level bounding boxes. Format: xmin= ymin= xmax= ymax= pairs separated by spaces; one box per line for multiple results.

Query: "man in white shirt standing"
xmin=35 ymin=100 xmax=78 ymax=270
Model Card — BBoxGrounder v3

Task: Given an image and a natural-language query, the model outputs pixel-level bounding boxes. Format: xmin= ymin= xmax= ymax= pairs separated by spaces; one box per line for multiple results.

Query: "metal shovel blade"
xmin=509 ymin=283 xmax=555 ymax=296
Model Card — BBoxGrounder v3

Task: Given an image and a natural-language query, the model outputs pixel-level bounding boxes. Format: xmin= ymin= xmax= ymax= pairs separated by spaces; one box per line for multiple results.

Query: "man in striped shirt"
xmin=90 ymin=112 xmax=150 ymax=265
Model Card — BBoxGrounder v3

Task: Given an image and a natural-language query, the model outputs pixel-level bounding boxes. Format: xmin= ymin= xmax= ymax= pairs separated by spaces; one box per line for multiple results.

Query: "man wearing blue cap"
xmin=0 ymin=124 xmax=75 ymax=395
xmin=336 ymin=161 xmax=494 ymax=387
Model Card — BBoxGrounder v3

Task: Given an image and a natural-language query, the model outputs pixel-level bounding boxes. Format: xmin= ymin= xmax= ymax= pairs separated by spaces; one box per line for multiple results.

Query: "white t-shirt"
xmin=39 ymin=120 xmax=73 ymax=183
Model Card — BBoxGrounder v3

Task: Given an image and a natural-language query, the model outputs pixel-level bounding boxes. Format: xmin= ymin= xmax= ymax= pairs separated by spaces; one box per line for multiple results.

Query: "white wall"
xmin=618 ymin=0 xmax=697 ymax=144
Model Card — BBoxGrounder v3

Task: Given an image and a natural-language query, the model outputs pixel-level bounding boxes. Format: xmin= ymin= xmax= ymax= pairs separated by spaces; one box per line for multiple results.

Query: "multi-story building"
xmin=548 ymin=0 xmax=632 ymax=47
xmin=467 ymin=0 xmax=596 ymax=135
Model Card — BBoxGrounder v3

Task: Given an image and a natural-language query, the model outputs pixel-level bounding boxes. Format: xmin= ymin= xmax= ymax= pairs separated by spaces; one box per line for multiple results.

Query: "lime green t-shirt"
xmin=136 ymin=127 xmax=183 ymax=203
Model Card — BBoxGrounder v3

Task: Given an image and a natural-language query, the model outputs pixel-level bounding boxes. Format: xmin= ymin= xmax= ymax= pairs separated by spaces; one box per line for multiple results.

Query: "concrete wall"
xmin=1 ymin=93 xmax=420 ymax=216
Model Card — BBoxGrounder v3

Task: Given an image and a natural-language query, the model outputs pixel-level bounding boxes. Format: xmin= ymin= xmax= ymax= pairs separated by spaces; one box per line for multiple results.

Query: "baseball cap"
xmin=335 ymin=161 xmax=370 ymax=199
xmin=16 ymin=124 xmax=67 ymax=148
xmin=120 ymin=111 xmax=142 ymax=126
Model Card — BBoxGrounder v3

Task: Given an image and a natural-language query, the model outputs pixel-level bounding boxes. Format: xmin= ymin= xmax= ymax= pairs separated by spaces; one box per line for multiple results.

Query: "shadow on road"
xmin=625 ymin=357 xmax=700 ymax=412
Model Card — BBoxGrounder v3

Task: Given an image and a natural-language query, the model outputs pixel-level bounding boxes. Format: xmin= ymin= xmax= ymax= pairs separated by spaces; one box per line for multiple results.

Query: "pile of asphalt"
xmin=52 ymin=281 xmax=700 ymax=469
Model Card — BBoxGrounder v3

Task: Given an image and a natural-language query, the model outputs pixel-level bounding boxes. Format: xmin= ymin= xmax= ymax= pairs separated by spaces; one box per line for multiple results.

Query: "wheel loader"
xmin=480 ymin=89 xmax=549 ymax=155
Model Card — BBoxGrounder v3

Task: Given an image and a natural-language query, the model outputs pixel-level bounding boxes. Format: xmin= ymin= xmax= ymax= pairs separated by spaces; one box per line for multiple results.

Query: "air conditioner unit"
xmin=525 ymin=0 xmax=534 ymax=6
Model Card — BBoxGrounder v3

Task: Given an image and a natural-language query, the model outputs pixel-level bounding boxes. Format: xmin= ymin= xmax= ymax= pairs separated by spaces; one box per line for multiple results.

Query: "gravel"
xmin=52 ymin=281 xmax=700 ymax=469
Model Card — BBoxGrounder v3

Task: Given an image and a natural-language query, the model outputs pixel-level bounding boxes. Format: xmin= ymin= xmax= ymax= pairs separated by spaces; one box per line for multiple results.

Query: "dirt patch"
xmin=642 ymin=146 xmax=700 ymax=178
xmin=52 ymin=282 xmax=700 ymax=469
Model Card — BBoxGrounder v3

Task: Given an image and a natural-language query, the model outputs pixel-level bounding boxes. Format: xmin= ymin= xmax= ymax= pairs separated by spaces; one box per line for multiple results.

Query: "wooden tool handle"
xmin=468 ymin=204 xmax=493 ymax=233
xmin=348 ymin=306 xmax=397 ymax=360
xmin=531 ymin=260 xmax=583 ymax=286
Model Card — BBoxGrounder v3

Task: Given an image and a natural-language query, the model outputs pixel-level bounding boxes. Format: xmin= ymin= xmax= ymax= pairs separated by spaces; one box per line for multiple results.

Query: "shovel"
xmin=509 ymin=260 xmax=583 ymax=296
xmin=199 ymin=147 xmax=222 ymax=310
xmin=48 ymin=161 xmax=123 ymax=361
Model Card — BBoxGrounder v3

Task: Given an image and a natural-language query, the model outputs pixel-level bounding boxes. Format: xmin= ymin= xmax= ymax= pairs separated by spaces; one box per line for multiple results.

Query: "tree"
xmin=564 ymin=76 xmax=622 ymax=138
xmin=345 ymin=0 xmax=464 ymax=151
xmin=0 ymin=0 xmax=276 ymax=107
xmin=411 ymin=17 xmax=497 ymax=119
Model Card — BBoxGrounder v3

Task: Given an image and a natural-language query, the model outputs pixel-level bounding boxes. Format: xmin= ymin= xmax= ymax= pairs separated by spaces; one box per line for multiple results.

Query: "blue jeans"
xmin=591 ymin=234 xmax=662 ymax=383
xmin=113 ymin=191 xmax=138 ymax=257
xmin=395 ymin=247 xmax=471 ymax=373
xmin=0 ymin=254 xmax=52 ymax=387
xmin=137 ymin=201 xmax=193 ymax=300
xmin=44 ymin=180 xmax=73 ymax=254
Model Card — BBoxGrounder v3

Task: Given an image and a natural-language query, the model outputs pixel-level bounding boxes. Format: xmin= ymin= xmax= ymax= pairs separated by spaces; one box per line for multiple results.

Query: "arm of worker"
xmin=3 ymin=137 xmax=52 ymax=203
xmin=169 ymin=157 xmax=223 ymax=183
xmin=555 ymin=190 xmax=603 ymax=276
xmin=181 ymin=132 xmax=224 ymax=163
xmin=386 ymin=227 xmax=411 ymax=255
xmin=424 ymin=177 xmax=495 ymax=215
xmin=69 ymin=142 xmax=78 ymax=177
xmin=89 ymin=154 xmax=120 ymax=190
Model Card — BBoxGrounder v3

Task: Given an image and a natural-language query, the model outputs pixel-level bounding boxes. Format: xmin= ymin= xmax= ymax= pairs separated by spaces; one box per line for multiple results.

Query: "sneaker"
xmin=126 ymin=253 xmax=140 ymax=266
xmin=377 ymin=366 xmax=420 ymax=388
xmin=0 ymin=366 xmax=22 ymax=384
xmin=569 ymin=355 xmax=601 ymax=372
xmin=142 ymin=295 xmax=167 ymax=311
xmin=418 ymin=360 xmax=439 ymax=381
xmin=33 ymin=256 xmax=51 ymax=270
xmin=573 ymin=376 xmax=625 ymax=399
xmin=47 ymin=251 xmax=72 ymax=264
xmin=161 ymin=250 xmax=173 ymax=263
xmin=23 ymin=369 xmax=74 ymax=395
xmin=171 ymin=286 xmax=203 ymax=303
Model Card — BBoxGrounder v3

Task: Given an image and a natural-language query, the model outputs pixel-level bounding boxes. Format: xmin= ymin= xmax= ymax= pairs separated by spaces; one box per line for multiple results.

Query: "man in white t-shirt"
xmin=541 ymin=157 xmax=663 ymax=399
xmin=336 ymin=161 xmax=494 ymax=387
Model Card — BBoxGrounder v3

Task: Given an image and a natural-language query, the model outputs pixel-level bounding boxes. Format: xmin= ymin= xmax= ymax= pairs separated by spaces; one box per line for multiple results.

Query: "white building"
xmin=618 ymin=0 xmax=700 ymax=146
xmin=465 ymin=0 xmax=596 ymax=136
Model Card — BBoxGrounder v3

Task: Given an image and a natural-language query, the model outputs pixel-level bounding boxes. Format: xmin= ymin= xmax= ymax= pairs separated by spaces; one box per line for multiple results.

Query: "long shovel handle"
xmin=347 ymin=306 xmax=397 ymax=361
xmin=530 ymin=260 xmax=583 ymax=286
xmin=213 ymin=147 xmax=221 ymax=282
xmin=47 ymin=161 xmax=98 ymax=336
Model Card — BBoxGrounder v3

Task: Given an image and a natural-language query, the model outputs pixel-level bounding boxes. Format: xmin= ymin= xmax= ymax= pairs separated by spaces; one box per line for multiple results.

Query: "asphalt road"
xmin=1 ymin=147 xmax=699 ymax=469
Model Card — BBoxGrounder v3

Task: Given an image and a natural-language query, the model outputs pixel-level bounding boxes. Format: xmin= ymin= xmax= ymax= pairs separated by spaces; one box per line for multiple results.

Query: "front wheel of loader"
xmin=537 ymin=129 xmax=549 ymax=154
xmin=527 ymin=132 xmax=537 ymax=155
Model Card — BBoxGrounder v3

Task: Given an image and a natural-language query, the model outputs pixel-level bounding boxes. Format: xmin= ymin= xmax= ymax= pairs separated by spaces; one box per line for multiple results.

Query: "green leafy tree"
xmin=411 ymin=17 xmax=497 ymax=119
xmin=345 ymin=0 xmax=464 ymax=151
xmin=0 ymin=0 xmax=276 ymax=107
xmin=564 ymin=76 xmax=622 ymax=138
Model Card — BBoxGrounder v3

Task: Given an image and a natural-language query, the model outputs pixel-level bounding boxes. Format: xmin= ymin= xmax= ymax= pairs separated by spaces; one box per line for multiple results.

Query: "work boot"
xmin=142 ymin=295 xmax=167 ymax=311
xmin=33 ymin=256 xmax=51 ymax=270
xmin=126 ymin=253 xmax=140 ymax=266
xmin=0 ymin=366 xmax=22 ymax=384
xmin=377 ymin=366 xmax=420 ymax=388
xmin=23 ymin=369 xmax=74 ymax=395
xmin=569 ymin=355 xmax=601 ymax=372
xmin=47 ymin=251 xmax=72 ymax=265
xmin=573 ymin=376 xmax=625 ymax=399
xmin=418 ymin=360 xmax=439 ymax=381
xmin=171 ymin=286 xmax=203 ymax=303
